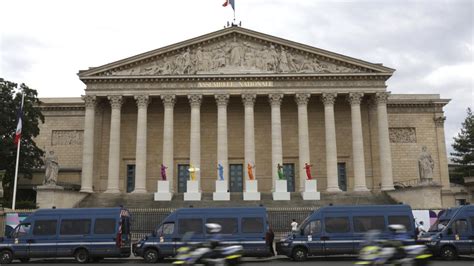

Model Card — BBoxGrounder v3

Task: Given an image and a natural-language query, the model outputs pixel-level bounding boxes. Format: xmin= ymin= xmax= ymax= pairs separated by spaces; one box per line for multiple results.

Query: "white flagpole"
xmin=12 ymin=90 xmax=25 ymax=210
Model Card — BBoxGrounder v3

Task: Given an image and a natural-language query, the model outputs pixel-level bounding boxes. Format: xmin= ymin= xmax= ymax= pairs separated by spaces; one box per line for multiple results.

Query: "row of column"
xmin=80 ymin=92 xmax=394 ymax=193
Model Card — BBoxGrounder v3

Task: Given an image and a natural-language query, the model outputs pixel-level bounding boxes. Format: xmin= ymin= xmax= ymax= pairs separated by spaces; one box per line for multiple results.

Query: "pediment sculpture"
xmin=110 ymin=37 xmax=363 ymax=76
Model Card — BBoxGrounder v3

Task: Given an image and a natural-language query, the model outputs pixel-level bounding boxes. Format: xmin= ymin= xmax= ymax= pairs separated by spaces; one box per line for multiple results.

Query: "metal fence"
xmin=0 ymin=207 xmax=315 ymax=241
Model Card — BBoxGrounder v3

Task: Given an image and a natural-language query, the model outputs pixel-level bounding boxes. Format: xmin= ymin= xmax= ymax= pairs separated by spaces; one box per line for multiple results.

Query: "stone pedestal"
xmin=36 ymin=184 xmax=87 ymax=208
xmin=154 ymin=180 xmax=172 ymax=201
xmin=301 ymin=179 xmax=321 ymax=200
xmin=184 ymin=180 xmax=201 ymax=201
xmin=243 ymin=180 xmax=260 ymax=201
xmin=213 ymin=180 xmax=230 ymax=201
xmin=272 ymin=180 xmax=290 ymax=200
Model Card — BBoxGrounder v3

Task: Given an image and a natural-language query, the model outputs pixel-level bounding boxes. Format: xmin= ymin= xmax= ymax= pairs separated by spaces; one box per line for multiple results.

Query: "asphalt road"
xmin=8 ymin=256 xmax=474 ymax=265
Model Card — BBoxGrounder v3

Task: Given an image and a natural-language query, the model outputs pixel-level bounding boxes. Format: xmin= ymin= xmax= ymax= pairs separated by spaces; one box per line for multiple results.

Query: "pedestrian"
xmin=265 ymin=224 xmax=275 ymax=256
xmin=291 ymin=219 xmax=298 ymax=235
xmin=416 ymin=221 xmax=426 ymax=239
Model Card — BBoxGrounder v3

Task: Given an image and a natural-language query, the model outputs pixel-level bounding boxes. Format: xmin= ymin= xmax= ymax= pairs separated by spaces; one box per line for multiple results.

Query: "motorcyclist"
xmin=382 ymin=224 xmax=409 ymax=260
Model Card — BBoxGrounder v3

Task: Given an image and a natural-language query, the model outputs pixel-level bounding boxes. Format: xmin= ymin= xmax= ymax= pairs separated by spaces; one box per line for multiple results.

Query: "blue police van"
xmin=276 ymin=204 xmax=416 ymax=261
xmin=0 ymin=207 xmax=131 ymax=264
xmin=133 ymin=207 xmax=270 ymax=262
xmin=419 ymin=205 xmax=474 ymax=259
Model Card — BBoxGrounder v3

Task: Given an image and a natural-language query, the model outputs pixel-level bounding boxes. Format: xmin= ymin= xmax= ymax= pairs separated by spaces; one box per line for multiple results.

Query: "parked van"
xmin=276 ymin=204 xmax=416 ymax=261
xmin=418 ymin=205 xmax=474 ymax=259
xmin=0 ymin=207 xmax=131 ymax=264
xmin=133 ymin=207 xmax=270 ymax=262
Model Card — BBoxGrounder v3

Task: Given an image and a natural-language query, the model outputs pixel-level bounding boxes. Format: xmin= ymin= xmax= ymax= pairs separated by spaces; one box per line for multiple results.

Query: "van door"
xmin=322 ymin=215 xmax=353 ymax=255
xmin=28 ymin=219 xmax=58 ymax=258
xmin=451 ymin=219 xmax=470 ymax=255
xmin=155 ymin=222 xmax=176 ymax=256
xmin=240 ymin=216 xmax=267 ymax=256
xmin=57 ymin=218 xmax=92 ymax=257
xmin=303 ymin=220 xmax=323 ymax=255
xmin=10 ymin=223 xmax=31 ymax=258
xmin=469 ymin=216 xmax=474 ymax=253
xmin=176 ymin=217 xmax=205 ymax=249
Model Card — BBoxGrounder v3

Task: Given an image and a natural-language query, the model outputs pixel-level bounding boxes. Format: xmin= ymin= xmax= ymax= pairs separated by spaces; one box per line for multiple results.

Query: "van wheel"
xmin=74 ymin=248 xmax=90 ymax=263
xmin=144 ymin=248 xmax=159 ymax=263
xmin=292 ymin=247 xmax=307 ymax=261
xmin=440 ymin=246 xmax=457 ymax=260
xmin=0 ymin=250 xmax=13 ymax=264
xmin=19 ymin=258 xmax=30 ymax=263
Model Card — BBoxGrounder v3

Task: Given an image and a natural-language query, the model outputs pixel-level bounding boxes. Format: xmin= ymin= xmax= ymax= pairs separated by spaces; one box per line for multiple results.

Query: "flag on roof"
xmin=14 ymin=98 xmax=24 ymax=146
xmin=222 ymin=0 xmax=235 ymax=10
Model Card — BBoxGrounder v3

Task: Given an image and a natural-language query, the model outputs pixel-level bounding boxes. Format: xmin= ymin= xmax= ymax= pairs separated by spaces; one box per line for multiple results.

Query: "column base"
xmin=213 ymin=192 xmax=230 ymax=201
xmin=302 ymin=191 xmax=321 ymax=200
xmin=301 ymin=180 xmax=320 ymax=200
xmin=354 ymin=186 xmax=370 ymax=192
xmin=131 ymin=188 xmax=147 ymax=193
xmin=381 ymin=185 xmax=395 ymax=191
xmin=326 ymin=187 xmax=342 ymax=192
xmin=103 ymin=189 xmax=120 ymax=193
xmin=184 ymin=180 xmax=201 ymax=201
xmin=80 ymin=188 xmax=93 ymax=193
xmin=184 ymin=192 xmax=202 ymax=201
xmin=273 ymin=191 xmax=291 ymax=200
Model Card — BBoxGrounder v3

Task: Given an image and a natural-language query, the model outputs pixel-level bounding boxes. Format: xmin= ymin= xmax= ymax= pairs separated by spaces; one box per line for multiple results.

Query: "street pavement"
xmin=9 ymin=256 xmax=474 ymax=265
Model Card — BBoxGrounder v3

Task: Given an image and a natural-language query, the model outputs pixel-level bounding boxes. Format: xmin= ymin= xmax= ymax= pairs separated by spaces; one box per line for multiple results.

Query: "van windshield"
xmin=429 ymin=219 xmax=449 ymax=232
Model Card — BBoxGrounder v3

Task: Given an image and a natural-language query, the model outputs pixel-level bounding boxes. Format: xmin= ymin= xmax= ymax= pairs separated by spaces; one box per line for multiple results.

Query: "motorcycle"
xmin=355 ymin=230 xmax=432 ymax=265
xmin=172 ymin=224 xmax=243 ymax=265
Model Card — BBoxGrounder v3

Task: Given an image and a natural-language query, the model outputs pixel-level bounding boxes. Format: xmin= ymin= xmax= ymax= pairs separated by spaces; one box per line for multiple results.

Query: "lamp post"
xmin=0 ymin=169 xmax=5 ymax=200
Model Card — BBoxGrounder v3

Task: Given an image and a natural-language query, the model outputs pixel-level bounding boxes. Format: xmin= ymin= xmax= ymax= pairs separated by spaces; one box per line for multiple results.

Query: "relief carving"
xmin=389 ymin=127 xmax=417 ymax=143
xmin=52 ymin=130 xmax=84 ymax=146
xmin=110 ymin=36 xmax=363 ymax=76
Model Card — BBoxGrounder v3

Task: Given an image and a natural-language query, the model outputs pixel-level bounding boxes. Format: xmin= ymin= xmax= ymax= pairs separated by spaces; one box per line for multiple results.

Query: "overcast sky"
xmin=0 ymin=0 xmax=472 ymax=154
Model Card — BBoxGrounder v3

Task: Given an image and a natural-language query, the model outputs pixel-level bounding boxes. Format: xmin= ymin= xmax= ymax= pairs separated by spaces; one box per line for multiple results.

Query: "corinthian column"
xmin=105 ymin=95 xmax=123 ymax=193
xmin=133 ymin=95 xmax=150 ymax=193
xmin=80 ymin=95 xmax=96 ymax=193
xmin=348 ymin=93 xmax=369 ymax=191
xmin=162 ymin=94 xmax=176 ymax=192
xmin=188 ymin=94 xmax=202 ymax=181
xmin=242 ymin=94 xmax=257 ymax=179
xmin=375 ymin=92 xmax=394 ymax=190
xmin=322 ymin=93 xmax=341 ymax=192
xmin=215 ymin=94 xmax=229 ymax=181
xmin=269 ymin=93 xmax=284 ymax=190
xmin=295 ymin=93 xmax=311 ymax=192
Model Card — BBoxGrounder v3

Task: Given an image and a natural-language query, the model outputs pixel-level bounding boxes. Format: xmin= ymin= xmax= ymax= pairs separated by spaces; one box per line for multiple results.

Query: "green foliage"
xmin=0 ymin=78 xmax=44 ymax=207
xmin=451 ymin=107 xmax=474 ymax=178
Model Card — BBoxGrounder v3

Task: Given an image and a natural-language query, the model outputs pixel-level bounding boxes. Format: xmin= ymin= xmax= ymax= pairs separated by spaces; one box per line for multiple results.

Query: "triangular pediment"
xmin=78 ymin=27 xmax=394 ymax=79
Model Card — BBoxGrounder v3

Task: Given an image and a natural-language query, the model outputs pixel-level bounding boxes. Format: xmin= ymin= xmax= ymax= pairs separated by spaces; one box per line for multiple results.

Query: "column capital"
xmin=242 ymin=94 xmax=257 ymax=107
xmin=295 ymin=93 xmax=310 ymax=106
xmin=348 ymin=92 xmax=364 ymax=105
xmin=268 ymin=93 xmax=284 ymax=106
xmin=374 ymin=92 xmax=391 ymax=105
xmin=434 ymin=116 xmax=446 ymax=127
xmin=161 ymin=94 xmax=176 ymax=108
xmin=188 ymin=94 xmax=202 ymax=108
xmin=108 ymin=95 xmax=123 ymax=109
xmin=134 ymin=95 xmax=150 ymax=108
xmin=321 ymin=92 xmax=337 ymax=105
xmin=82 ymin=95 xmax=96 ymax=108
xmin=215 ymin=94 xmax=230 ymax=107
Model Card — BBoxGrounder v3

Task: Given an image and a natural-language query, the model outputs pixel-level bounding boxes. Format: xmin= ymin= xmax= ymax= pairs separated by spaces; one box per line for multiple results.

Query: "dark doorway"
xmin=337 ymin=163 xmax=347 ymax=191
xmin=283 ymin=163 xmax=295 ymax=192
xmin=177 ymin=164 xmax=189 ymax=193
xmin=126 ymin=164 xmax=135 ymax=193
xmin=229 ymin=164 xmax=243 ymax=192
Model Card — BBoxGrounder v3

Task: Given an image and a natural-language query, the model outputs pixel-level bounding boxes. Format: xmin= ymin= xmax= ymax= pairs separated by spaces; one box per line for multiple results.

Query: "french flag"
xmin=222 ymin=0 xmax=235 ymax=10
xmin=14 ymin=100 xmax=23 ymax=146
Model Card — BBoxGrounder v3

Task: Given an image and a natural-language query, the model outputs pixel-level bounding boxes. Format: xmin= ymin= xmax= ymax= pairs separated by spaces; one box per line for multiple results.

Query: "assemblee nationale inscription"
xmin=197 ymin=81 xmax=273 ymax=88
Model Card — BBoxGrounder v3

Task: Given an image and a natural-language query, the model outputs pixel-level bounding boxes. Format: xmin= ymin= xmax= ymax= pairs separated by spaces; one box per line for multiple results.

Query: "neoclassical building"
xmin=30 ymin=27 xmax=454 ymax=207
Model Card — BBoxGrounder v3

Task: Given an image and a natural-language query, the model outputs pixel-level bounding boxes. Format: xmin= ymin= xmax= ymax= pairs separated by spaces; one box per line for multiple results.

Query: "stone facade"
xmin=27 ymin=27 xmax=453 ymax=207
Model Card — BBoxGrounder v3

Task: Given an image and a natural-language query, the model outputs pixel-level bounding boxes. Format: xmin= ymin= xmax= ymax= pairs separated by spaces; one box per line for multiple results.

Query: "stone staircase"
xmin=76 ymin=191 xmax=397 ymax=209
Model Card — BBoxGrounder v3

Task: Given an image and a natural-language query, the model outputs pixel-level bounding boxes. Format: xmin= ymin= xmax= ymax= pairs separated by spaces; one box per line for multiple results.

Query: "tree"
xmin=0 ymin=78 xmax=44 ymax=207
xmin=451 ymin=107 xmax=474 ymax=180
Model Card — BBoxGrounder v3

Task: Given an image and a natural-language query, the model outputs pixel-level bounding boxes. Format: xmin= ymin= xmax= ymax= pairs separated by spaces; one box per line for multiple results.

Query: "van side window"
xmin=14 ymin=223 xmax=31 ymax=238
xmin=60 ymin=219 xmax=91 ymax=235
xmin=178 ymin=219 xmax=203 ymax=235
xmin=94 ymin=218 xmax=116 ymax=234
xmin=388 ymin=215 xmax=412 ymax=231
xmin=242 ymin=217 xmax=264 ymax=233
xmin=325 ymin=217 xmax=350 ymax=233
xmin=162 ymin=223 xmax=175 ymax=235
xmin=470 ymin=217 xmax=474 ymax=230
xmin=207 ymin=218 xmax=238 ymax=234
xmin=354 ymin=216 xmax=385 ymax=232
xmin=33 ymin=220 xmax=57 ymax=236
xmin=453 ymin=219 xmax=468 ymax=235
xmin=304 ymin=220 xmax=321 ymax=235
